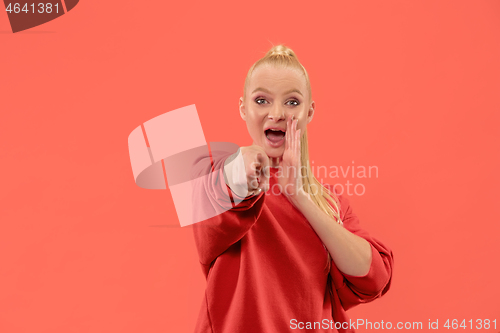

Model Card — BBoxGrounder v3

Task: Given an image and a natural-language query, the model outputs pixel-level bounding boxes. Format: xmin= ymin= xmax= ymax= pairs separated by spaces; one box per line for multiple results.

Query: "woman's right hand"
xmin=223 ymin=145 xmax=270 ymax=197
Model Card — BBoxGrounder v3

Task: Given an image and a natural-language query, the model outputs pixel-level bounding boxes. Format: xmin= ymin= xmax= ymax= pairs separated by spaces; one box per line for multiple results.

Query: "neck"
xmin=269 ymin=156 xmax=282 ymax=168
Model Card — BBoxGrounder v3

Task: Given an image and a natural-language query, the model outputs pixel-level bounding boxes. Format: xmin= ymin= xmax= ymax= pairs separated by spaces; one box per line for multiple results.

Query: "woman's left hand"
xmin=278 ymin=115 xmax=308 ymax=205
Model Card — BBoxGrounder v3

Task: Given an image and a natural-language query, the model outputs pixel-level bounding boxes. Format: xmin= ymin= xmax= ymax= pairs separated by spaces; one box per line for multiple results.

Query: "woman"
xmin=191 ymin=44 xmax=394 ymax=333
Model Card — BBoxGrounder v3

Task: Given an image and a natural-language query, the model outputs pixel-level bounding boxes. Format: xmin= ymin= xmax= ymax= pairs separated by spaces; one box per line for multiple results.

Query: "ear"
xmin=307 ymin=101 xmax=315 ymax=124
xmin=239 ymin=97 xmax=247 ymax=121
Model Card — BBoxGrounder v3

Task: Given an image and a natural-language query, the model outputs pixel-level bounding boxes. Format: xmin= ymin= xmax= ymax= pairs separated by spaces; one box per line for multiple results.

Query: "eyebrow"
xmin=251 ymin=87 xmax=303 ymax=97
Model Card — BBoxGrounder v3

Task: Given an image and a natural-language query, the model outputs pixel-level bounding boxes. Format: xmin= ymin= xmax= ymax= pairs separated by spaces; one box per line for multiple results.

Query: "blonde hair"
xmin=243 ymin=44 xmax=343 ymax=272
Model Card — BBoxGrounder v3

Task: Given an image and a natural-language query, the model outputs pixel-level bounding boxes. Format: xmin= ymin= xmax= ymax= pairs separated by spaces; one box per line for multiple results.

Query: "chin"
xmin=264 ymin=147 xmax=284 ymax=158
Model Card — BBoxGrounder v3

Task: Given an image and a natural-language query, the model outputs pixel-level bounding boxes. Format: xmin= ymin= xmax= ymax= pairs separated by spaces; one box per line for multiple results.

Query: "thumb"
xmin=255 ymin=152 xmax=266 ymax=165
xmin=256 ymin=152 xmax=270 ymax=192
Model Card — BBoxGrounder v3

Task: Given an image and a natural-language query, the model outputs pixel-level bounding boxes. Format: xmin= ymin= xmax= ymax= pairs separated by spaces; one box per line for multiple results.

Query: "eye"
xmin=286 ymin=99 xmax=300 ymax=106
xmin=255 ymin=97 xmax=268 ymax=105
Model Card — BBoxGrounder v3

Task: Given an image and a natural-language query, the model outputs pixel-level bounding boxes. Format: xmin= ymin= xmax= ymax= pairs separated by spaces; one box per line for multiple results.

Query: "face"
xmin=239 ymin=64 xmax=315 ymax=158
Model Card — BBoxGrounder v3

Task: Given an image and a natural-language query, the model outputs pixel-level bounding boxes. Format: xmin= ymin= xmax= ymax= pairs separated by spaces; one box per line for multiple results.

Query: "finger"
xmin=258 ymin=171 xmax=270 ymax=192
xmin=296 ymin=120 xmax=300 ymax=155
xmin=261 ymin=163 xmax=270 ymax=179
xmin=259 ymin=152 xmax=270 ymax=185
xmin=285 ymin=116 xmax=291 ymax=151
xmin=287 ymin=117 xmax=291 ymax=152
xmin=256 ymin=152 xmax=265 ymax=165
xmin=249 ymin=180 xmax=262 ymax=195
xmin=247 ymin=179 xmax=259 ymax=194
xmin=257 ymin=153 xmax=269 ymax=176
xmin=258 ymin=151 xmax=269 ymax=169
xmin=296 ymin=128 xmax=301 ymax=161
xmin=258 ymin=182 xmax=269 ymax=192
xmin=250 ymin=157 xmax=262 ymax=175
xmin=248 ymin=174 xmax=259 ymax=188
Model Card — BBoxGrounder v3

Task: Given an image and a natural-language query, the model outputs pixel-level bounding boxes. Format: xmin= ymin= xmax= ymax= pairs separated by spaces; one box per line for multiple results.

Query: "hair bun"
xmin=266 ymin=44 xmax=296 ymax=58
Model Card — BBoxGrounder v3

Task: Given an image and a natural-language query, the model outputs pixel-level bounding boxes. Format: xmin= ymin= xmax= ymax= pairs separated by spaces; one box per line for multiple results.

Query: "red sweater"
xmin=191 ymin=150 xmax=394 ymax=333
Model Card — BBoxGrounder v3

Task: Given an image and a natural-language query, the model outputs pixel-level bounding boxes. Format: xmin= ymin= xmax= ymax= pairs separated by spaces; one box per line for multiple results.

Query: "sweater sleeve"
xmin=191 ymin=148 xmax=265 ymax=275
xmin=328 ymin=190 xmax=394 ymax=311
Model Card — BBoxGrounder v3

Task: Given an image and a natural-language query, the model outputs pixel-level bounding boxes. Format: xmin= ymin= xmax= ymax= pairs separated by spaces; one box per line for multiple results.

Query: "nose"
xmin=268 ymin=104 xmax=286 ymax=122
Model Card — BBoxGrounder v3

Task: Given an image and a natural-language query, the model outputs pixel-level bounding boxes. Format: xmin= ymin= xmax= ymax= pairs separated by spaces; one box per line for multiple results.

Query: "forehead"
xmin=248 ymin=65 xmax=307 ymax=93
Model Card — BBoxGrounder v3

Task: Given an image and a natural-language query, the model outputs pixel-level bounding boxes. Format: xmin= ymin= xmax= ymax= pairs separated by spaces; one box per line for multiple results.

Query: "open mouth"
xmin=265 ymin=128 xmax=286 ymax=146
